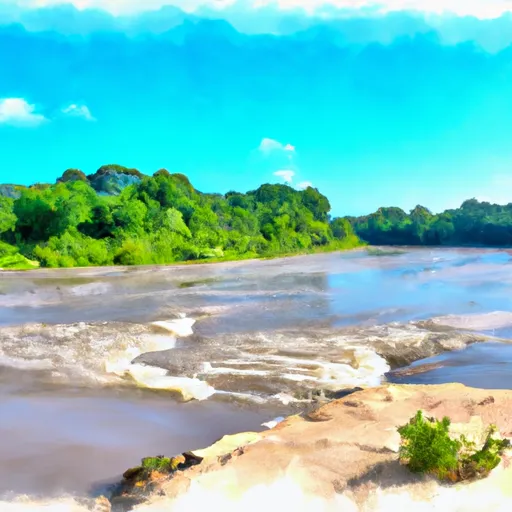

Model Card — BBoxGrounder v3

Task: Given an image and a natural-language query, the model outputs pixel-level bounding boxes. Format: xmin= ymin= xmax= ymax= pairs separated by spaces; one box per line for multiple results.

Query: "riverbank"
xmin=103 ymin=383 xmax=512 ymax=511
xmin=0 ymin=237 xmax=365 ymax=272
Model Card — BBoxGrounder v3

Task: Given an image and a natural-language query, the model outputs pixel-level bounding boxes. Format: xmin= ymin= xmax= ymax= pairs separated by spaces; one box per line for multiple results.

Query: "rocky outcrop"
xmin=112 ymin=383 xmax=512 ymax=511
xmin=0 ymin=184 xmax=24 ymax=199
xmin=87 ymin=165 xmax=143 ymax=195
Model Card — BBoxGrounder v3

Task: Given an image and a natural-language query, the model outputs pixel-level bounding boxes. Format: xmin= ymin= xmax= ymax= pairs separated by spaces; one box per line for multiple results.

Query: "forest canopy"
xmin=349 ymin=200 xmax=512 ymax=247
xmin=0 ymin=166 xmax=359 ymax=269
xmin=2 ymin=165 xmax=509 ymax=270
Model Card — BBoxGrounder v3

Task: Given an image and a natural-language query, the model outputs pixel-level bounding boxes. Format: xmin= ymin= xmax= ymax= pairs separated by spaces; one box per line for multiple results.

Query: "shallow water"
xmin=0 ymin=387 xmax=275 ymax=497
xmin=2 ymin=247 xmax=512 ymax=502
xmin=388 ymin=342 xmax=512 ymax=389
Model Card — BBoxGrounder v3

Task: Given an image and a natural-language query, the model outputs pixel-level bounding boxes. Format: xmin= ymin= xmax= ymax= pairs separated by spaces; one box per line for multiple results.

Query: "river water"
xmin=2 ymin=247 xmax=512 ymax=506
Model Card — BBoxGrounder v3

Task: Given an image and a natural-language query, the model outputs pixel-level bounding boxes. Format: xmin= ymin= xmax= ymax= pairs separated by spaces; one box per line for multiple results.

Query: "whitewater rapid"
xmin=0 ymin=310 xmax=504 ymax=406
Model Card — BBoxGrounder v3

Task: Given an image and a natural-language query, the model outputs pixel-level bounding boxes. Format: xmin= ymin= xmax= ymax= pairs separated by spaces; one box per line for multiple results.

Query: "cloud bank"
xmin=3 ymin=3 xmax=512 ymax=53
xmin=0 ymin=98 xmax=46 ymax=127
xmin=5 ymin=0 xmax=512 ymax=18
xmin=1 ymin=4 xmax=511 ymax=215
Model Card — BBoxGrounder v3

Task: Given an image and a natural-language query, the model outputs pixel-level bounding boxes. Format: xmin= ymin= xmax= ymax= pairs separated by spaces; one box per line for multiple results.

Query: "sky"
xmin=1 ymin=1 xmax=512 ymax=216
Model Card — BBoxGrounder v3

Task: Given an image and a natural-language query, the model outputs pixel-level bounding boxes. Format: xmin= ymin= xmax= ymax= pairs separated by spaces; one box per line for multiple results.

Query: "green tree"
xmin=0 ymin=196 xmax=16 ymax=235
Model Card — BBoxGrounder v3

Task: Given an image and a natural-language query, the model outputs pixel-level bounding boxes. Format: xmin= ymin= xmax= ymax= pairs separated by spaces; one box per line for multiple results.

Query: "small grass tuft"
xmin=140 ymin=455 xmax=185 ymax=473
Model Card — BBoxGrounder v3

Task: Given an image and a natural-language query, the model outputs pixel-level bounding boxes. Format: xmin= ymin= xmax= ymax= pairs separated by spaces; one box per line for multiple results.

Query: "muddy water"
xmin=0 ymin=386 xmax=275 ymax=497
xmin=2 ymin=247 xmax=512 ymax=502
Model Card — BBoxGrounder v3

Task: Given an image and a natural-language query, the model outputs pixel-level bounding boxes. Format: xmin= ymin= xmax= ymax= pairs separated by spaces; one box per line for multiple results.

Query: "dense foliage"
xmin=0 ymin=166 xmax=360 ymax=268
xmin=398 ymin=410 xmax=510 ymax=482
xmin=349 ymin=200 xmax=512 ymax=246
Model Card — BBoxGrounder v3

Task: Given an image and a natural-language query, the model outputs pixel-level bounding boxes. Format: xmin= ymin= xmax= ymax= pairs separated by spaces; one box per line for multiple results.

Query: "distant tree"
xmin=153 ymin=169 xmax=171 ymax=178
xmin=0 ymin=195 xmax=16 ymax=234
xmin=58 ymin=169 xmax=88 ymax=183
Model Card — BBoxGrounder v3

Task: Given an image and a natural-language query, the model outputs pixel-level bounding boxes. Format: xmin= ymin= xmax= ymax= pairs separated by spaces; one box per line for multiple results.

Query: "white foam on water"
xmin=205 ymin=344 xmax=390 ymax=395
xmin=127 ymin=363 xmax=215 ymax=402
xmin=280 ymin=373 xmax=315 ymax=382
xmin=151 ymin=317 xmax=196 ymax=337
xmin=315 ymin=348 xmax=390 ymax=389
xmin=213 ymin=389 xmax=268 ymax=405
xmin=272 ymin=392 xmax=302 ymax=405
xmin=102 ymin=316 xmax=215 ymax=401
xmin=204 ymin=366 xmax=270 ymax=377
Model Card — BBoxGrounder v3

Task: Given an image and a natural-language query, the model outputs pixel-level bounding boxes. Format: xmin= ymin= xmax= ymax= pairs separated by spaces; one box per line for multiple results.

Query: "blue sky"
xmin=1 ymin=1 xmax=512 ymax=216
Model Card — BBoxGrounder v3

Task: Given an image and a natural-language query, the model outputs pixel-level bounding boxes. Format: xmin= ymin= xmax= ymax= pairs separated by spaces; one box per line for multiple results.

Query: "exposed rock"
xmin=190 ymin=432 xmax=261 ymax=460
xmin=110 ymin=455 xmax=198 ymax=510
xmin=389 ymin=362 xmax=445 ymax=377
xmin=116 ymin=384 xmax=512 ymax=511
xmin=0 ymin=183 xmax=23 ymax=199
xmin=87 ymin=165 xmax=144 ymax=195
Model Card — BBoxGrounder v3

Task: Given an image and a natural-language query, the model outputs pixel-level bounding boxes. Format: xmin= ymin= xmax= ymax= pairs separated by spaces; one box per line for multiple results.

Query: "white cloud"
xmin=253 ymin=0 xmax=512 ymax=18
xmin=8 ymin=0 xmax=512 ymax=19
xmin=274 ymin=169 xmax=295 ymax=183
xmin=297 ymin=181 xmax=313 ymax=190
xmin=62 ymin=104 xmax=96 ymax=121
xmin=6 ymin=0 xmax=238 ymax=15
xmin=258 ymin=137 xmax=295 ymax=154
xmin=0 ymin=98 xmax=47 ymax=127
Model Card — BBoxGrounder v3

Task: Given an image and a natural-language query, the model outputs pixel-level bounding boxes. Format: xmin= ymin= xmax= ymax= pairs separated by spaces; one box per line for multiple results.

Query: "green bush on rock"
xmin=398 ymin=410 xmax=511 ymax=482
xmin=141 ymin=456 xmax=183 ymax=473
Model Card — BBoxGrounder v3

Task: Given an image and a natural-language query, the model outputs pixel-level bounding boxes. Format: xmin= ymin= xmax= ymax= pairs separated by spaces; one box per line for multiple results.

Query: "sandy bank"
xmin=112 ymin=383 xmax=512 ymax=511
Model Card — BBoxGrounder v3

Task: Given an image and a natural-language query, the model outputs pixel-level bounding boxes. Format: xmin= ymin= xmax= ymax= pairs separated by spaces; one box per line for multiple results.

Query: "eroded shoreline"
xmin=41 ymin=382 xmax=512 ymax=512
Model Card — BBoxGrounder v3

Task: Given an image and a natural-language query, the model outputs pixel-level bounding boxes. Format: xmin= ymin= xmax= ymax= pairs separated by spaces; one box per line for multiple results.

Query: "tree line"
xmin=0 ymin=166 xmax=359 ymax=268
xmin=348 ymin=199 xmax=512 ymax=246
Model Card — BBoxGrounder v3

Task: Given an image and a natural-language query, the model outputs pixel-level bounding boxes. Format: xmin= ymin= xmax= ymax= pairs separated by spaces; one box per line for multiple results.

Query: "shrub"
xmin=0 ymin=241 xmax=39 ymax=269
xmin=33 ymin=230 xmax=112 ymax=268
xmin=398 ymin=410 xmax=510 ymax=482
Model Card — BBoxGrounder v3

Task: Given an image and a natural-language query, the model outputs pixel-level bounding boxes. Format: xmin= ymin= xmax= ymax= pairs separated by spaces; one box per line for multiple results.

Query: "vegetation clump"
xmin=0 ymin=166 xmax=362 ymax=268
xmin=0 ymin=241 xmax=39 ymax=270
xmin=398 ymin=410 xmax=511 ymax=482
xmin=58 ymin=169 xmax=88 ymax=183
xmin=122 ymin=455 xmax=186 ymax=483
xmin=140 ymin=455 xmax=183 ymax=473
xmin=350 ymin=200 xmax=512 ymax=246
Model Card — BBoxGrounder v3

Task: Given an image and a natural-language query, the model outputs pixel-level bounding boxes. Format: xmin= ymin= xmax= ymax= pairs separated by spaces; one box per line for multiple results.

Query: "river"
xmin=2 ymin=247 xmax=512 ymax=506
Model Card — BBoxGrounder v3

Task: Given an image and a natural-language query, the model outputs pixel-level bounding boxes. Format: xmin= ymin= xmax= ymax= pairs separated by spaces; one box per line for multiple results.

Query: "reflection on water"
xmin=2 ymin=247 xmax=512 ymax=500
xmin=2 ymin=247 xmax=512 ymax=331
